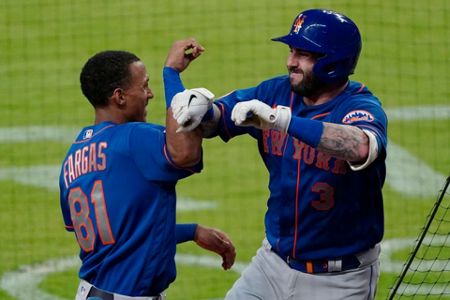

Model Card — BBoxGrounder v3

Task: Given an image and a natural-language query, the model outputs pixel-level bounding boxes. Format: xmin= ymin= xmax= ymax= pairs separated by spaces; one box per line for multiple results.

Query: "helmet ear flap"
xmin=313 ymin=49 xmax=361 ymax=84
xmin=313 ymin=56 xmax=340 ymax=83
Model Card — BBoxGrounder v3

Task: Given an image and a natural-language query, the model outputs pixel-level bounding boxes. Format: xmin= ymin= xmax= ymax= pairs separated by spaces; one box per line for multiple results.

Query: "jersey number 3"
xmin=68 ymin=180 xmax=115 ymax=252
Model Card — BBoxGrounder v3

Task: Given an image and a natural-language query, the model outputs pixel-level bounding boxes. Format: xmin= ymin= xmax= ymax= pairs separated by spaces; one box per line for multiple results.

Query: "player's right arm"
xmin=163 ymin=39 xmax=265 ymax=141
xmin=173 ymin=87 xmax=263 ymax=141
xmin=200 ymin=87 xmax=265 ymax=140
xmin=166 ymin=106 xmax=203 ymax=167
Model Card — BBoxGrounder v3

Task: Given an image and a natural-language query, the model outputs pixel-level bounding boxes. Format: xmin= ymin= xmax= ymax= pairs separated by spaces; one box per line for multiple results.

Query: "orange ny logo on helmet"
xmin=293 ymin=14 xmax=307 ymax=34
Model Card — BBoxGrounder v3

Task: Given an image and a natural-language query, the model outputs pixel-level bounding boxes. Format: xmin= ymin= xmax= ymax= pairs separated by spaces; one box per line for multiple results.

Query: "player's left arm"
xmin=194 ymin=224 xmax=236 ymax=270
xmin=317 ymin=123 xmax=373 ymax=165
xmin=316 ymin=99 xmax=388 ymax=168
xmin=231 ymin=98 xmax=387 ymax=168
xmin=290 ymin=101 xmax=387 ymax=168
xmin=176 ymin=224 xmax=236 ymax=270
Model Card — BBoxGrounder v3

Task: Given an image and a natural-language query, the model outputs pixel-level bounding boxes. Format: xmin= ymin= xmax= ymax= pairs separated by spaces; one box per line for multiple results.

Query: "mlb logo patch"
xmin=83 ymin=129 xmax=93 ymax=139
xmin=342 ymin=110 xmax=375 ymax=124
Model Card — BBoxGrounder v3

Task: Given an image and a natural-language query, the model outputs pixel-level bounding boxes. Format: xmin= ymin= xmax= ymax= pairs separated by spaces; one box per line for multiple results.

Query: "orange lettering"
xmin=81 ymin=146 xmax=89 ymax=174
xmin=67 ymin=155 xmax=75 ymax=183
xmin=63 ymin=160 xmax=70 ymax=188
xmin=74 ymin=149 xmax=82 ymax=178
xmin=332 ymin=159 xmax=347 ymax=175
xmin=97 ymin=142 xmax=107 ymax=171
xmin=303 ymin=144 xmax=315 ymax=165
xmin=89 ymin=143 xmax=97 ymax=172
xmin=292 ymin=138 xmax=306 ymax=160
xmin=262 ymin=129 xmax=270 ymax=154
xmin=271 ymin=130 xmax=286 ymax=156
xmin=315 ymin=152 xmax=331 ymax=171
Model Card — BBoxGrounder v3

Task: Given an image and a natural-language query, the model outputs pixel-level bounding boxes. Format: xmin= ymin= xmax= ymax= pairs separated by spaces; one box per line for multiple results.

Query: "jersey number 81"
xmin=68 ymin=180 xmax=115 ymax=252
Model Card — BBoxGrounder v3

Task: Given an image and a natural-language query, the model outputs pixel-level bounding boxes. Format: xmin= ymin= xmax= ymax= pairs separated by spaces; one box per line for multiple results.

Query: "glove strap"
xmin=274 ymin=106 xmax=292 ymax=133
xmin=202 ymin=106 xmax=215 ymax=122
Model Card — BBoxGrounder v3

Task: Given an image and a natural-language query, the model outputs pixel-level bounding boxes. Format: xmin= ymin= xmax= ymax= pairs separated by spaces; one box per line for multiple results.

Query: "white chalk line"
xmin=0 ymin=104 xmax=448 ymax=144
xmin=0 ymin=165 xmax=217 ymax=211
xmin=1 ymin=104 xmax=449 ymax=198
xmin=0 ymin=254 xmax=245 ymax=300
xmin=2 ymin=236 xmax=450 ymax=299
xmin=0 ymin=105 xmax=449 ymax=299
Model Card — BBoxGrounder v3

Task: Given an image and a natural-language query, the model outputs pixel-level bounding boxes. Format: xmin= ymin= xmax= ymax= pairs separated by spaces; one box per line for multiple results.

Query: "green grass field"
xmin=0 ymin=0 xmax=449 ymax=299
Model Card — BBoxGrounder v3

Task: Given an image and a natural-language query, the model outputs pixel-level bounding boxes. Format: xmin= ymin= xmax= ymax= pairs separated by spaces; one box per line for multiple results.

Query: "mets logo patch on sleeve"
xmin=342 ymin=110 xmax=375 ymax=124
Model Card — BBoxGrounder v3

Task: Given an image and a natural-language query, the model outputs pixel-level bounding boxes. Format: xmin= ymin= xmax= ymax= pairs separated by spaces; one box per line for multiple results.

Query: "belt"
xmin=78 ymin=280 xmax=164 ymax=300
xmin=87 ymin=286 xmax=164 ymax=300
xmin=281 ymin=253 xmax=361 ymax=274
xmin=264 ymin=238 xmax=379 ymax=274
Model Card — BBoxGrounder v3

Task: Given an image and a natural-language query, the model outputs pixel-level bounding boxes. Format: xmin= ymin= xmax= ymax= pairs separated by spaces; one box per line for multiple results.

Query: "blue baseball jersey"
xmin=213 ymin=75 xmax=387 ymax=260
xmin=59 ymin=121 xmax=202 ymax=296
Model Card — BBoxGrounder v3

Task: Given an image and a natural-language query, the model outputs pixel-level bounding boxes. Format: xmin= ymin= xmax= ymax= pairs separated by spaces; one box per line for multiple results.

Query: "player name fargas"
xmin=62 ymin=141 xmax=107 ymax=188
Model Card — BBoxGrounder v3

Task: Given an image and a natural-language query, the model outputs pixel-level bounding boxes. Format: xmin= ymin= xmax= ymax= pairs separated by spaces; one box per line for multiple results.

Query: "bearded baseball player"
xmin=167 ymin=9 xmax=388 ymax=300
xmin=59 ymin=40 xmax=235 ymax=300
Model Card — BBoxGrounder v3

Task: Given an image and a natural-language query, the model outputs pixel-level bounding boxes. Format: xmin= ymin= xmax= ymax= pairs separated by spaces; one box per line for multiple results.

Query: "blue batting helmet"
xmin=272 ymin=9 xmax=362 ymax=83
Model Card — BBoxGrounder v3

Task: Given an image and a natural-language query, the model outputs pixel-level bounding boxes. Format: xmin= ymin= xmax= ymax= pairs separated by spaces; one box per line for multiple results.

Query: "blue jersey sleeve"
xmin=130 ymin=123 xmax=202 ymax=181
xmin=336 ymin=96 xmax=388 ymax=158
xmin=59 ymin=168 xmax=74 ymax=232
xmin=212 ymin=76 xmax=290 ymax=142
xmin=213 ymin=87 xmax=265 ymax=141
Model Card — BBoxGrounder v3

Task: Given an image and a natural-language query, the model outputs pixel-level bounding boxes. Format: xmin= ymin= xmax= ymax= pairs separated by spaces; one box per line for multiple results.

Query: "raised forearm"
xmin=200 ymin=104 xmax=221 ymax=137
xmin=318 ymin=123 xmax=369 ymax=163
xmin=165 ymin=108 xmax=202 ymax=167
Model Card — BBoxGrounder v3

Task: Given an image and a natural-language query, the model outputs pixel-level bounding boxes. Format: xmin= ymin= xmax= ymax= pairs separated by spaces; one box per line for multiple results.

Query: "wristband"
xmin=202 ymin=106 xmax=214 ymax=122
xmin=163 ymin=66 xmax=185 ymax=108
xmin=288 ymin=117 xmax=324 ymax=148
xmin=175 ymin=223 xmax=198 ymax=244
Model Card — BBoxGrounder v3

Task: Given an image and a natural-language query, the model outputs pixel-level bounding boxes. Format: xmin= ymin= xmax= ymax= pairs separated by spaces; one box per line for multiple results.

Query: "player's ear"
xmin=111 ymin=88 xmax=126 ymax=106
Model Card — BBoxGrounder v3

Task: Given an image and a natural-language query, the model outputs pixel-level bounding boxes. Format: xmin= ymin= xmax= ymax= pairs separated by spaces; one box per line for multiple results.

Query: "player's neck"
xmin=303 ymin=81 xmax=348 ymax=106
xmin=94 ymin=107 xmax=125 ymax=125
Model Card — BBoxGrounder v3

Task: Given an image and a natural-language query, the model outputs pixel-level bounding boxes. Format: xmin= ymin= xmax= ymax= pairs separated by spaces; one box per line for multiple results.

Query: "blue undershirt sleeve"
xmin=175 ymin=223 xmax=198 ymax=244
xmin=163 ymin=67 xmax=185 ymax=108
xmin=287 ymin=117 xmax=324 ymax=148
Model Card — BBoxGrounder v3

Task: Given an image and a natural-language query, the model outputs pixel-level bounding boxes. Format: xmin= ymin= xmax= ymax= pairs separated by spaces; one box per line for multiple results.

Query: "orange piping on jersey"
xmin=311 ymin=112 xmax=330 ymax=120
xmin=163 ymin=144 xmax=196 ymax=173
xmin=282 ymin=92 xmax=296 ymax=155
xmin=306 ymin=261 xmax=313 ymax=273
xmin=292 ymin=157 xmax=301 ymax=258
xmin=219 ymin=103 xmax=232 ymax=140
xmin=73 ymin=125 xmax=115 ymax=144
xmin=289 ymin=91 xmax=295 ymax=109
xmin=356 ymin=84 xmax=365 ymax=93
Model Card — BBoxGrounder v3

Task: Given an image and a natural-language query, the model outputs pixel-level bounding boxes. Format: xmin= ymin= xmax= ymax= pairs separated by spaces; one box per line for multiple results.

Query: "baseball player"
xmin=168 ymin=9 xmax=387 ymax=300
xmin=59 ymin=39 xmax=235 ymax=300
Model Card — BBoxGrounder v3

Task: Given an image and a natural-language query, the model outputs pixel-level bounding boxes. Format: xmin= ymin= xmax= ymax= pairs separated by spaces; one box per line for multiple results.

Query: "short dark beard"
xmin=290 ymin=70 xmax=325 ymax=97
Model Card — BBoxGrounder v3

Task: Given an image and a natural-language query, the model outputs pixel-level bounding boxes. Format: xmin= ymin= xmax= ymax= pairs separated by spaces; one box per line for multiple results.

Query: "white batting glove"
xmin=171 ymin=88 xmax=215 ymax=133
xmin=231 ymin=100 xmax=291 ymax=133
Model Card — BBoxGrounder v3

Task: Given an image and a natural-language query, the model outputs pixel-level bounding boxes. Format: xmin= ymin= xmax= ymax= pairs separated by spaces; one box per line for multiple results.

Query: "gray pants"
xmin=225 ymin=239 xmax=380 ymax=300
